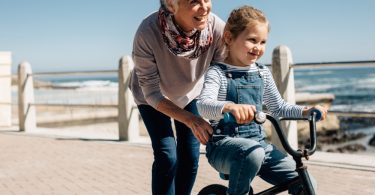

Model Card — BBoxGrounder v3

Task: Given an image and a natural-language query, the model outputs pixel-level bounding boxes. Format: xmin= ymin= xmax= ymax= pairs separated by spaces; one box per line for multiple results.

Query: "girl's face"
xmin=225 ymin=22 xmax=268 ymax=67
xmin=173 ymin=0 xmax=211 ymax=32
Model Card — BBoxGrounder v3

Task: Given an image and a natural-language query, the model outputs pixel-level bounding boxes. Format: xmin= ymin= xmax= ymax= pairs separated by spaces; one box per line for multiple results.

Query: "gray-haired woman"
xmin=129 ymin=0 xmax=225 ymax=194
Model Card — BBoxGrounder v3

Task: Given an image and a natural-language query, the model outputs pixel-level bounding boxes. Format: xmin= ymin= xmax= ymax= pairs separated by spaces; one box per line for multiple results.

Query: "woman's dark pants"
xmin=138 ymin=101 xmax=200 ymax=195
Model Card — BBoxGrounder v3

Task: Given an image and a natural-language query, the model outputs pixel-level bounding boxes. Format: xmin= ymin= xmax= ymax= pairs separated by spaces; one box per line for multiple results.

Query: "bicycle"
xmin=198 ymin=109 xmax=322 ymax=195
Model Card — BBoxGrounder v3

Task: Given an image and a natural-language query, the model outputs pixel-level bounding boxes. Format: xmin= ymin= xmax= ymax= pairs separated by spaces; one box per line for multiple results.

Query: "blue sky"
xmin=1 ymin=0 xmax=375 ymax=73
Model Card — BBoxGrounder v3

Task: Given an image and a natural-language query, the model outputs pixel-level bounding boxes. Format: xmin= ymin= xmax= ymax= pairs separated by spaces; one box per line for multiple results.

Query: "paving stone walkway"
xmin=0 ymin=129 xmax=375 ymax=195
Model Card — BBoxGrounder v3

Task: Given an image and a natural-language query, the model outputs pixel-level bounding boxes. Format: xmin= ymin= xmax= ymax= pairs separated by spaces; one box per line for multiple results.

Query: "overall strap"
xmin=255 ymin=62 xmax=265 ymax=69
xmin=215 ymin=63 xmax=255 ymax=79
xmin=255 ymin=62 xmax=265 ymax=78
xmin=215 ymin=63 xmax=227 ymax=71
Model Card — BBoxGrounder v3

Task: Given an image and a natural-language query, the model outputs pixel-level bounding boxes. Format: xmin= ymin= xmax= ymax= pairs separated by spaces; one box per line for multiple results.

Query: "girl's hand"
xmin=303 ymin=105 xmax=328 ymax=121
xmin=222 ymin=103 xmax=257 ymax=124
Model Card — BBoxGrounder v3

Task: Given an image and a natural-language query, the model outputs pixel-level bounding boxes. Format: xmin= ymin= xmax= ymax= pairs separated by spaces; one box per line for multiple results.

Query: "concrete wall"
xmin=0 ymin=52 xmax=12 ymax=127
xmin=271 ymin=46 xmax=298 ymax=150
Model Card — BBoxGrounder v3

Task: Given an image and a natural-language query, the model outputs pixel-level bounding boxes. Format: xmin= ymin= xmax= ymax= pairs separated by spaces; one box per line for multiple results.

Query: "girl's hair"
xmin=224 ymin=5 xmax=270 ymax=39
xmin=160 ymin=0 xmax=179 ymax=12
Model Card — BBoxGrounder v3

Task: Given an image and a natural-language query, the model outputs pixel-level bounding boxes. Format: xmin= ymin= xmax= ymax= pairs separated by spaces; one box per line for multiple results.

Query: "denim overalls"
xmin=206 ymin=63 xmax=315 ymax=195
xmin=212 ymin=63 xmax=266 ymax=142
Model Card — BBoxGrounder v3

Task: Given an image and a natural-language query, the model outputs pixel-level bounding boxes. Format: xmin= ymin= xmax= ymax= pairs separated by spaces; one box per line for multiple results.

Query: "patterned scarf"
xmin=158 ymin=8 xmax=213 ymax=59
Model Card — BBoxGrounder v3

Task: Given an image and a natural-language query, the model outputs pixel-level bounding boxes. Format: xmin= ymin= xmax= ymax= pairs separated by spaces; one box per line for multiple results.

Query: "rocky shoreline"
xmin=298 ymin=119 xmax=375 ymax=154
xmin=294 ymin=95 xmax=375 ymax=154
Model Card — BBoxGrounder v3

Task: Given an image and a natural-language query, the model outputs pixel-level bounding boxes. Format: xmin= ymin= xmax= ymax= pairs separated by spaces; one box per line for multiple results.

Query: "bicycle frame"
xmin=198 ymin=111 xmax=320 ymax=195
xmin=254 ymin=113 xmax=318 ymax=195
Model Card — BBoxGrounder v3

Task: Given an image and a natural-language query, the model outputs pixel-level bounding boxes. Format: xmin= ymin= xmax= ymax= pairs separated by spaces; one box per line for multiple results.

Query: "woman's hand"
xmin=303 ymin=104 xmax=328 ymax=121
xmin=222 ymin=103 xmax=257 ymax=124
xmin=156 ymin=99 xmax=213 ymax=145
xmin=185 ymin=114 xmax=213 ymax=145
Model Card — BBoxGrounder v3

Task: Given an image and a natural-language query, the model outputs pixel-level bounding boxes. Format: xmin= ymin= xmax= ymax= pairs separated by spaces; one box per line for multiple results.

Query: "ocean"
xmin=294 ymin=65 xmax=375 ymax=113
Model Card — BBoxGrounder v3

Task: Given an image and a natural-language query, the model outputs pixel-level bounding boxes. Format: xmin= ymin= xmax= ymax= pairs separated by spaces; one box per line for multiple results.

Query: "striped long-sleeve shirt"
xmin=196 ymin=62 xmax=305 ymax=122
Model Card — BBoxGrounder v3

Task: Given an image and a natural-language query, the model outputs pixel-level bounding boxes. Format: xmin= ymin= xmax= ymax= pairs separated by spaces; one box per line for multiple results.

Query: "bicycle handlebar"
xmin=223 ymin=110 xmax=322 ymax=159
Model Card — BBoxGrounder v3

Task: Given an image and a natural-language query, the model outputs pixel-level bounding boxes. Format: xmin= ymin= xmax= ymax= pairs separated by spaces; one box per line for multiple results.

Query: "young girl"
xmin=196 ymin=5 xmax=327 ymax=195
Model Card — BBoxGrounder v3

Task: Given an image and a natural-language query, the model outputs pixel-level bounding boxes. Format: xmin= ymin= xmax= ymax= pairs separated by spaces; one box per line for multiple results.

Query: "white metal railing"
xmin=17 ymin=56 xmax=139 ymax=141
xmin=4 ymin=47 xmax=339 ymax=146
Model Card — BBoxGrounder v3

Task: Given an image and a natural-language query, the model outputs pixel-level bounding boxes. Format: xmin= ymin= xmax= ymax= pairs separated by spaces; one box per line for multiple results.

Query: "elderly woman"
xmin=129 ymin=0 xmax=225 ymax=194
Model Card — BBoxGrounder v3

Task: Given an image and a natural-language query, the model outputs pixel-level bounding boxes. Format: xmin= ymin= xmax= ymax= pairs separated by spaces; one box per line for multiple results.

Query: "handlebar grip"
xmin=223 ymin=112 xmax=236 ymax=123
xmin=308 ymin=108 xmax=322 ymax=121
xmin=223 ymin=112 xmax=267 ymax=124
xmin=255 ymin=112 xmax=267 ymax=124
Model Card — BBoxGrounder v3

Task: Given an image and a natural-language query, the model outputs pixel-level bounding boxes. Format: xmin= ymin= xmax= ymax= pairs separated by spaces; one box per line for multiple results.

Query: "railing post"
xmin=18 ymin=61 xmax=36 ymax=131
xmin=0 ymin=52 xmax=12 ymax=127
xmin=271 ymin=45 xmax=298 ymax=151
xmin=118 ymin=56 xmax=139 ymax=141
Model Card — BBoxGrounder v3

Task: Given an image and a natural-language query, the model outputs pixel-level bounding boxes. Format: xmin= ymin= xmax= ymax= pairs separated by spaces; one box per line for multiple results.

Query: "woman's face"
xmin=173 ymin=0 xmax=211 ymax=32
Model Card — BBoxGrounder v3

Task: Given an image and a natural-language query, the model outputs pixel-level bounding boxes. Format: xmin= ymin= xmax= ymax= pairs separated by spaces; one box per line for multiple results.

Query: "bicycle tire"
xmin=198 ymin=184 xmax=228 ymax=195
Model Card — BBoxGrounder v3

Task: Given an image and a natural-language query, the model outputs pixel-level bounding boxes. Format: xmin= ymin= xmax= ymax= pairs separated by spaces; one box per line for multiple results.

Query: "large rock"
xmin=369 ymin=134 xmax=375 ymax=147
xmin=326 ymin=143 xmax=367 ymax=153
xmin=295 ymin=92 xmax=335 ymax=105
xmin=262 ymin=93 xmax=340 ymax=144
xmin=297 ymin=113 xmax=340 ymax=139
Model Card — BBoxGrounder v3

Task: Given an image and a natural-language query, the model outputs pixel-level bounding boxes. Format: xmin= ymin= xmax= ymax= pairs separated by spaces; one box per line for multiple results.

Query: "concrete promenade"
xmin=1 ymin=126 xmax=375 ymax=195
